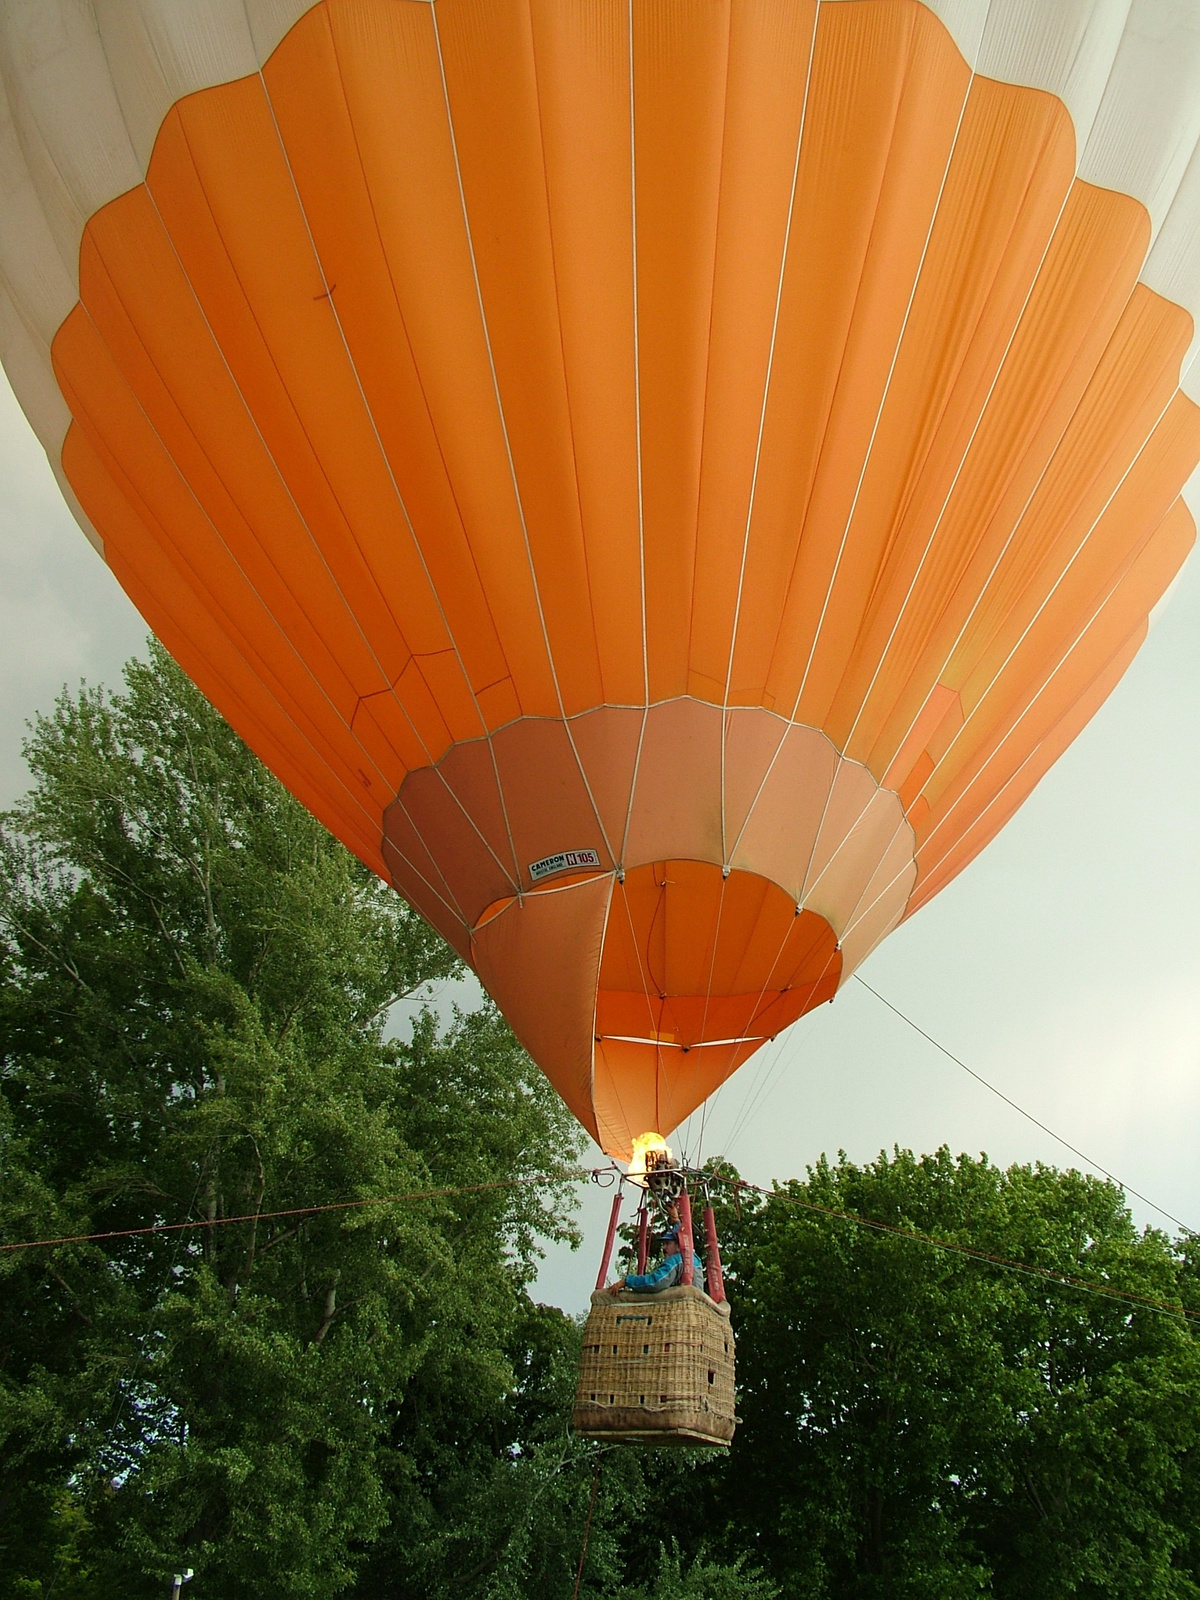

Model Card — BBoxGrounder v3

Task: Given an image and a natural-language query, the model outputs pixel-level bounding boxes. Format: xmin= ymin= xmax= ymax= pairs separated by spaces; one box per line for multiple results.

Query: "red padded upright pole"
xmin=594 ymin=1189 xmax=624 ymax=1292
xmin=677 ymin=1187 xmax=695 ymax=1287
xmin=702 ymin=1201 xmax=725 ymax=1303
xmin=636 ymin=1206 xmax=649 ymax=1275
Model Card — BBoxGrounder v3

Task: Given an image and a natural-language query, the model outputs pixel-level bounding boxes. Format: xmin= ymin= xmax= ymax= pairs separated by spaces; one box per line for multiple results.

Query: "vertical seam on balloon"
xmin=807 ymin=240 xmax=1168 ymax=901
xmin=311 ymin=7 xmax=526 ymax=888
xmin=803 ymin=785 xmax=899 ymax=907
xmin=428 ymin=2 xmax=613 ymax=890
xmin=684 ymin=0 xmax=733 ymax=858
xmin=319 ymin=7 xmax=517 ymax=684
xmin=589 ymin=873 xmax=618 ymax=1151
xmin=604 ymin=877 xmax=663 ymax=1141
xmin=129 ymin=45 xmax=404 ymax=704
xmin=62 ymin=295 xmax=397 ymax=839
xmin=157 ymin=87 xmax=519 ymax=900
xmin=724 ymin=13 xmax=991 ymax=875
xmin=718 ymin=0 xmax=821 ymax=865
xmin=126 ymin=185 xmax=396 ymax=715
xmin=840 ymin=375 xmax=1196 ymax=936
xmin=616 ymin=872 xmax=671 ymax=1057
xmin=86 ymin=3 xmax=412 ymax=800
xmin=744 ymin=896 xmax=835 ymax=1045
xmin=523 ymin=0 xmax=623 ymax=869
xmin=838 ymin=142 xmax=1082 ymax=764
xmin=696 ymin=868 xmax=730 ymax=1055
xmin=251 ymin=26 xmax=525 ymax=895
xmin=620 ymin=0 xmax=649 ymax=875
xmin=811 ymin=796 xmax=916 ymax=971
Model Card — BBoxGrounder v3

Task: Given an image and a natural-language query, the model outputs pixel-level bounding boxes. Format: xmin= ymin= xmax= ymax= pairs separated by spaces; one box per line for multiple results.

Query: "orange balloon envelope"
xmin=2 ymin=0 xmax=1200 ymax=1155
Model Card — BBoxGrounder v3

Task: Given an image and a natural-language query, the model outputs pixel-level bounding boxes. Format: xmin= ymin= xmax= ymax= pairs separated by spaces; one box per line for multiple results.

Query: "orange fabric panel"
xmin=62 ymin=422 xmax=386 ymax=872
xmin=787 ymin=77 xmax=1076 ymax=733
xmin=433 ymin=0 xmax=605 ymax=717
xmin=596 ymin=862 xmax=840 ymax=1046
xmin=289 ymin=0 xmax=560 ymax=717
xmin=526 ymin=0 xmax=644 ymax=705
xmin=593 ymin=1036 xmax=763 ymax=1161
xmin=632 ymin=0 xmax=733 ymax=702
xmin=151 ymin=89 xmax=437 ymax=683
xmin=260 ymin=5 xmax=513 ymax=714
xmin=683 ymin=0 xmax=820 ymax=705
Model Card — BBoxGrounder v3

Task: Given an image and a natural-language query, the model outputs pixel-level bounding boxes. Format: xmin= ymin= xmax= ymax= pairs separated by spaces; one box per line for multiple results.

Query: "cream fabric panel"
xmin=977 ymin=0 xmax=1131 ymax=146
xmin=90 ymin=1 xmax=261 ymax=169
xmin=1080 ymin=1 xmax=1200 ymax=229
xmin=0 ymin=0 xmax=323 ymax=469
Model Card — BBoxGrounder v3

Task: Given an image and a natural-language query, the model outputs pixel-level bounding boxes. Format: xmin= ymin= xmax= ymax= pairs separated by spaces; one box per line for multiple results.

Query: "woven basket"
xmin=572 ymin=1284 xmax=736 ymax=1447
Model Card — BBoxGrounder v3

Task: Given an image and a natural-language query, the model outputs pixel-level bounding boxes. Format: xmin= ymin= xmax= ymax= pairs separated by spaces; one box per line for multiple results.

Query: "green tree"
xmin=684 ymin=1149 xmax=1200 ymax=1599
xmin=0 ymin=645 xmax=586 ymax=1597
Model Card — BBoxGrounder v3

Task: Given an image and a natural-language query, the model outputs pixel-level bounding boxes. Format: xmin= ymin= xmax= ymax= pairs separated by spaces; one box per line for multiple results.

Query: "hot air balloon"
xmin=1 ymin=0 xmax=1199 ymax=1178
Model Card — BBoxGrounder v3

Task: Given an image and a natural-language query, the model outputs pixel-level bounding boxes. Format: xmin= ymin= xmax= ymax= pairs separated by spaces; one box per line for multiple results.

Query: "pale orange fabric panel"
xmin=851 ymin=182 xmax=1150 ymax=776
xmin=730 ymin=726 xmax=842 ymax=891
xmin=471 ymin=874 xmax=614 ymax=1143
xmin=913 ymin=493 xmax=1196 ymax=896
xmin=737 ymin=1 xmax=972 ymax=712
xmin=622 ymin=699 xmax=724 ymax=866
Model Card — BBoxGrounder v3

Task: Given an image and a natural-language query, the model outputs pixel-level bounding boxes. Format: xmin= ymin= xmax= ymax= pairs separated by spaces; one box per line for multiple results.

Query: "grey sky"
xmin=2 ymin=372 xmax=1197 ymax=1313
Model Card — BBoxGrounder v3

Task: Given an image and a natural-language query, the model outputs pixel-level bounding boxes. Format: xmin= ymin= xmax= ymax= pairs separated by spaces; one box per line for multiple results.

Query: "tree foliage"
xmin=681 ymin=1150 xmax=1200 ymax=1598
xmin=0 ymin=646 xmax=588 ymax=1597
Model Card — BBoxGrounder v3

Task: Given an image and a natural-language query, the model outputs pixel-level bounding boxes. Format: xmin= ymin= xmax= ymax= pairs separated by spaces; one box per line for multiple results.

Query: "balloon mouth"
xmin=626 ymin=1132 xmax=672 ymax=1187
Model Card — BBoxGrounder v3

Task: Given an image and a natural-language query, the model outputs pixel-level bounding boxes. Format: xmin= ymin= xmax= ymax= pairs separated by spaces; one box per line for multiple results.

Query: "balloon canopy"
xmin=2 ymin=0 xmax=1199 ymax=1156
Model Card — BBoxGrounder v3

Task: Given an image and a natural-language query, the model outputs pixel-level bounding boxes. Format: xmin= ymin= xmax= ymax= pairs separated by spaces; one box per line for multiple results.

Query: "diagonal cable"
xmin=853 ymin=974 xmax=1196 ymax=1235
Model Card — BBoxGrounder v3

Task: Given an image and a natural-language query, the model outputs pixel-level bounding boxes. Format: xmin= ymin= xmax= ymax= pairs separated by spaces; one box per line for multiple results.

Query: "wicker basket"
xmin=572 ymin=1284 xmax=736 ymax=1447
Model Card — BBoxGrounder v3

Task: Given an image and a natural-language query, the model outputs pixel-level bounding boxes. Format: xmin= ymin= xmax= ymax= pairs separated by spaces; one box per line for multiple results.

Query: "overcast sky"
xmin=3 ymin=372 xmax=1198 ymax=1313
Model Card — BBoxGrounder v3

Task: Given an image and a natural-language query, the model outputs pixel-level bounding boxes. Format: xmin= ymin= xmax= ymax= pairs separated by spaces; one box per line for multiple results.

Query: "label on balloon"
xmin=528 ymin=848 xmax=601 ymax=883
